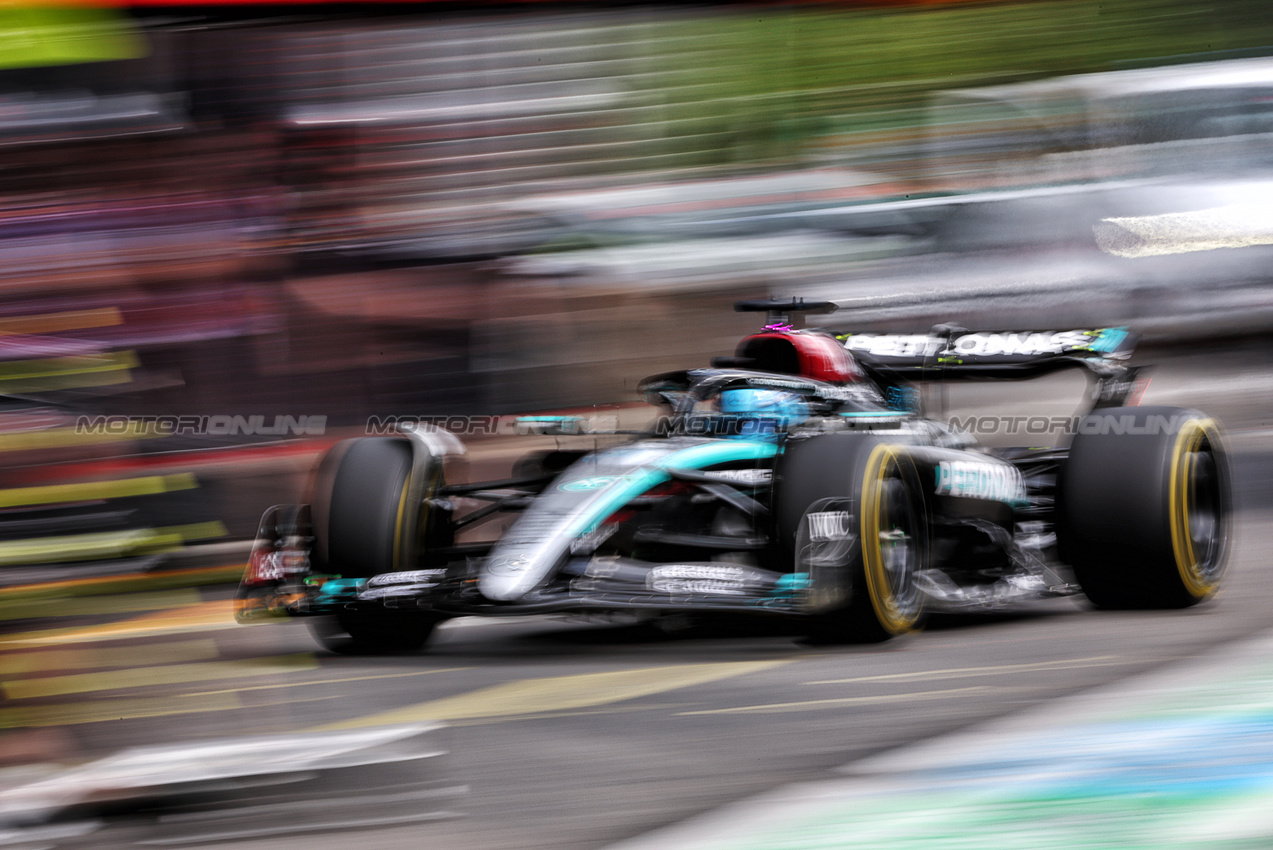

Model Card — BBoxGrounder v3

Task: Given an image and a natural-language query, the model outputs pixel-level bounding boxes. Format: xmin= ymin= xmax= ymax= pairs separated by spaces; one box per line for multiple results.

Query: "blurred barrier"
xmin=0 ymin=723 xmax=460 ymax=847
xmin=0 ymin=474 xmax=225 ymax=568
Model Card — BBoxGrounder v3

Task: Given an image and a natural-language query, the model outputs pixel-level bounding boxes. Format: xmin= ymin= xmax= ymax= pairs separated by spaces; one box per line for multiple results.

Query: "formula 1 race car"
xmin=236 ymin=299 xmax=1230 ymax=651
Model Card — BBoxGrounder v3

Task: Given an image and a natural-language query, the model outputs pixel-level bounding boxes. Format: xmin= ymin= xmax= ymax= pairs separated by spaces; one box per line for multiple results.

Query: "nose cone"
xmin=479 ymin=548 xmax=564 ymax=601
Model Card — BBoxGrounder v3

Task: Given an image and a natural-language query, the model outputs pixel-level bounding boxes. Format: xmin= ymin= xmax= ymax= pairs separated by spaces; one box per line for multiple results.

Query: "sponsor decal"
xmin=246 ymin=547 xmax=309 ymax=584
xmin=357 ymin=585 xmax=435 ymax=601
xmin=935 ymin=460 xmax=1026 ymax=504
xmin=647 ymin=563 xmax=765 ymax=596
xmin=843 ymin=334 xmax=944 ymax=358
xmin=703 ymin=469 xmax=773 ymax=485
xmin=570 ymin=523 xmax=617 ymax=554
xmin=248 ymin=550 xmax=284 ymax=583
xmin=806 ymin=511 xmax=855 ymax=542
xmin=746 ymin=377 xmax=813 ymax=392
xmin=814 ymin=384 xmax=886 ymax=405
xmin=365 ymin=570 xmax=447 ymax=588
xmin=649 ymin=579 xmax=744 ymax=596
xmin=950 ymin=331 xmax=1092 ymax=357
xmin=799 ymin=502 xmax=858 ymax=572
xmin=650 ymin=564 xmax=753 ymax=580
xmin=559 ymin=475 xmax=620 ymax=492
xmin=844 ymin=330 xmax=1115 ymax=360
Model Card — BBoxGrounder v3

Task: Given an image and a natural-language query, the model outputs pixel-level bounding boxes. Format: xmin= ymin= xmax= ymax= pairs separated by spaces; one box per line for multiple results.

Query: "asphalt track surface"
xmin=3 ymin=350 xmax=1272 ymax=850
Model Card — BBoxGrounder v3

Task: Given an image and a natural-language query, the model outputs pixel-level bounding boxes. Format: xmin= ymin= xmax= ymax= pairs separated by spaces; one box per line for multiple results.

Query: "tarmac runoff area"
xmin=607 ymin=625 xmax=1273 ymax=850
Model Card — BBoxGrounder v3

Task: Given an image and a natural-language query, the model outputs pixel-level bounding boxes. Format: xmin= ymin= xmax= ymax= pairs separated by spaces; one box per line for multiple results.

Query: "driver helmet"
xmin=715 ymin=388 xmax=809 ymax=439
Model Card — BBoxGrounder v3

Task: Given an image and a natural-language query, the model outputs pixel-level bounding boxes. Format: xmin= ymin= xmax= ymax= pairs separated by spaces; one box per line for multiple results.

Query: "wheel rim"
xmin=1170 ymin=419 xmax=1227 ymax=598
xmin=861 ymin=445 xmax=924 ymax=633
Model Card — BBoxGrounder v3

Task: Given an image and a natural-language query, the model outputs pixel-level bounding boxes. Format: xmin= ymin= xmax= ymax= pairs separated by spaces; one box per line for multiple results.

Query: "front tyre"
xmin=308 ymin=437 xmax=448 ymax=654
xmin=316 ymin=438 xmax=414 ymax=578
xmin=779 ymin=434 xmax=928 ymax=644
xmin=1058 ymin=406 xmax=1229 ymax=609
xmin=858 ymin=444 xmax=927 ymax=639
xmin=309 ymin=609 xmax=440 ymax=655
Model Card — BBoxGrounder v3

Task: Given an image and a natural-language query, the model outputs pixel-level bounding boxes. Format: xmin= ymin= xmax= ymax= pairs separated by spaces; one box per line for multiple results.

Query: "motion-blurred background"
xmin=1 ymin=0 xmax=1272 ymax=559
xmin=3 ymin=3 xmax=1273 ymax=846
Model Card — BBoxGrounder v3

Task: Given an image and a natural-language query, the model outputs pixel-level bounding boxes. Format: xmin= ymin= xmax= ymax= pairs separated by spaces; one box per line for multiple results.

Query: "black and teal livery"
xmin=237 ymin=302 xmax=1229 ymax=651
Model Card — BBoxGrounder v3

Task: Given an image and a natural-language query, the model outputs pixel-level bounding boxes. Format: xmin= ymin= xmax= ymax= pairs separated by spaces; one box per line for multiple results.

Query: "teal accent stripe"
xmin=1089 ymin=327 xmax=1130 ymax=354
xmin=573 ymin=441 xmax=777 ymax=536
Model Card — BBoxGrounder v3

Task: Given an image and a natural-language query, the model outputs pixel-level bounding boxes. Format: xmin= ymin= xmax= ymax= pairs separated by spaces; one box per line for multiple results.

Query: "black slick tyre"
xmin=778 ymin=433 xmax=928 ymax=643
xmin=309 ymin=608 xmax=440 ymax=655
xmin=1057 ymin=406 xmax=1229 ymax=609
xmin=318 ymin=438 xmax=413 ymax=578
xmin=307 ymin=437 xmax=442 ymax=654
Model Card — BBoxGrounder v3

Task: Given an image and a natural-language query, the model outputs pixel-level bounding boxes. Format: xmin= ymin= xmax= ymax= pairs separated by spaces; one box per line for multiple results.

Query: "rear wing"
xmin=837 ymin=327 xmax=1144 ymax=412
xmin=839 ymin=327 xmax=1136 ymax=376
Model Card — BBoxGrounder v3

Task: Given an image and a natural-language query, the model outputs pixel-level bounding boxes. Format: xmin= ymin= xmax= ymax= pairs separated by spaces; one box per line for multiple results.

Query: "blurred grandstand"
xmin=0 ymin=2 xmax=1272 ymax=563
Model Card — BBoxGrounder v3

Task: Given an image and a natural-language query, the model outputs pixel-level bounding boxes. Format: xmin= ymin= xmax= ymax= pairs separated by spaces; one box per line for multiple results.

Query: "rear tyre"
xmin=1058 ymin=406 xmax=1229 ymax=609
xmin=778 ymin=434 xmax=928 ymax=644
